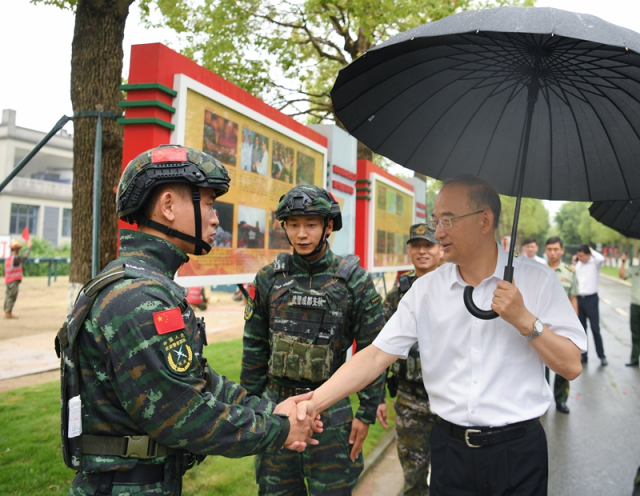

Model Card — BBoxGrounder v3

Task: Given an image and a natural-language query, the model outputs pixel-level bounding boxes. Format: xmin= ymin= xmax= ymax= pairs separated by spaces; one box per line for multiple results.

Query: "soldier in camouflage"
xmin=376 ymin=223 xmax=441 ymax=496
xmin=57 ymin=145 xmax=321 ymax=496
xmin=544 ymin=236 xmax=579 ymax=414
xmin=242 ymin=185 xmax=386 ymax=495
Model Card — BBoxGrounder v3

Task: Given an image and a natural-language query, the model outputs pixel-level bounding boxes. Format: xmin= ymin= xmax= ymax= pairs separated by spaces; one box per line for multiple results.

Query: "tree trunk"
xmin=69 ymin=0 xmax=133 ymax=299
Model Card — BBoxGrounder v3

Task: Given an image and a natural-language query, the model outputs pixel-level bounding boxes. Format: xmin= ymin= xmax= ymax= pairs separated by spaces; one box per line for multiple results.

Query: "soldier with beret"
xmin=57 ymin=145 xmax=321 ymax=496
xmin=241 ymin=185 xmax=386 ymax=495
xmin=377 ymin=223 xmax=441 ymax=496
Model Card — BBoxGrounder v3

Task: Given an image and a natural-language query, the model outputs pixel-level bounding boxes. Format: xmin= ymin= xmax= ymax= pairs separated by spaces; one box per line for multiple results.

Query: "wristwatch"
xmin=522 ymin=318 xmax=544 ymax=341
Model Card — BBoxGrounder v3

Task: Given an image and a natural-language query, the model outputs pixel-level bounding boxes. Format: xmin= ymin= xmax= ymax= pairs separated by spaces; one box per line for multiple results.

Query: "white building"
xmin=0 ymin=109 xmax=73 ymax=248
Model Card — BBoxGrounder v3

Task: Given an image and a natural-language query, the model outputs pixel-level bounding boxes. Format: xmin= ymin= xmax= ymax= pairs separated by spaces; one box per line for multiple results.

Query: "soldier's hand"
xmin=348 ymin=418 xmax=369 ymax=462
xmin=275 ymin=393 xmax=323 ymax=452
xmin=376 ymin=403 xmax=389 ymax=430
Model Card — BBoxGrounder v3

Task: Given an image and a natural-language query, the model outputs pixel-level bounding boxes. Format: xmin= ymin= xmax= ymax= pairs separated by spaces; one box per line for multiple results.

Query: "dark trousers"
xmin=578 ymin=293 xmax=606 ymax=359
xmin=430 ymin=420 xmax=548 ymax=496
xmin=630 ymin=304 xmax=640 ymax=363
xmin=545 ymin=367 xmax=569 ymax=404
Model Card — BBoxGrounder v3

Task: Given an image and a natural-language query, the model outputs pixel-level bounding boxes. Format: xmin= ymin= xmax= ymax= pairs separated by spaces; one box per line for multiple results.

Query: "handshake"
xmin=273 ymin=392 xmax=323 ymax=452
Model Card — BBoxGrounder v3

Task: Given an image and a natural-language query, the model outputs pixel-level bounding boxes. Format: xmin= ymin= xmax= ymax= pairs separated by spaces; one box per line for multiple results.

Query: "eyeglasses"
xmin=428 ymin=210 xmax=485 ymax=230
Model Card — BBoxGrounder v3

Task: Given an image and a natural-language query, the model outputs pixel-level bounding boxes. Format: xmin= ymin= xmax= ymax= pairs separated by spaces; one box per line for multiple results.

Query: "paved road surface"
xmin=356 ymin=274 xmax=640 ymax=496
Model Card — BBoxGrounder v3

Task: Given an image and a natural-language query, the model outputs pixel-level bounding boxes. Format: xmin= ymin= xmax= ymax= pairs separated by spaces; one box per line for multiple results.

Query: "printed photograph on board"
xmin=296 ymin=151 xmax=316 ymax=185
xmin=241 ymin=127 xmax=269 ymax=176
xmin=269 ymin=211 xmax=290 ymax=250
xmin=203 ymin=110 xmax=238 ymax=166
xmin=212 ymin=201 xmax=234 ymax=248
xmin=237 ymin=205 xmax=266 ymax=249
xmin=373 ymin=177 xmax=414 ymax=268
xmin=271 ymin=141 xmax=294 ymax=183
xmin=377 ymin=230 xmax=386 ymax=254
xmin=377 ymin=184 xmax=386 ymax=210
xmin=387 ymin=232 xmax=395 ymax=254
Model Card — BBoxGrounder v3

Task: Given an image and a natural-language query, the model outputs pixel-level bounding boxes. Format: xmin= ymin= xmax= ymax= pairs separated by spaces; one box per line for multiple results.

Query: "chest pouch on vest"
xmin=391 ymin=343 xmax=422 ymax=383
xmin=268 ymin=255 xmax=356 ymax=384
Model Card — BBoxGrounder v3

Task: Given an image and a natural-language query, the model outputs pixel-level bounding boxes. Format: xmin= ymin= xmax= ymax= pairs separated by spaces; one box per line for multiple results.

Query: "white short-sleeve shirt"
xmin=373 ymin=243 xmax=587 ymax=427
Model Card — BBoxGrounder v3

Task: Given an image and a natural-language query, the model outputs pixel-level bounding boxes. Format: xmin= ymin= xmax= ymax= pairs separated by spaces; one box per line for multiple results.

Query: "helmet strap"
xmin=191 ymin=187 xmax=204 ymax=256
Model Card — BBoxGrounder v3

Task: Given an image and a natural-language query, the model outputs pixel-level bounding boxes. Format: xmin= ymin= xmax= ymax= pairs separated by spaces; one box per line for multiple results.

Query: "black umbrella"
xmin=590 ymin=200 xmax=640 ymax=239
xmin=331 ymin=6 xmax=640 ymax=319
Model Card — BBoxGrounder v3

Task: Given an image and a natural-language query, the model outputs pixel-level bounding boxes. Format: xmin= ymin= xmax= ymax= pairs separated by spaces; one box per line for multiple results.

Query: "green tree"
xmin=31 ymin=0 xmax=135 ymax=301
xmin=555 ymin=201 xmax=624 ymax=248
xmin=145 ymin=0 xmax=535 ymax=160
xmin=497 ymin=196 xmax=549 ymax=249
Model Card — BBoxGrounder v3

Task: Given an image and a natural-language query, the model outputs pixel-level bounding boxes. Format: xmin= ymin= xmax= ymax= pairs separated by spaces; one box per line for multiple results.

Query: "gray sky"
xmin=2 ymin=0 xmax=640 ymax=220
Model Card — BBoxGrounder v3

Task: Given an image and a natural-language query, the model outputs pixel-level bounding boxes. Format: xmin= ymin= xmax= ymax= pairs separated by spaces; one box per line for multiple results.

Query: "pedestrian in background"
xmin=295 ymin=175 xmax=586 ymax=496
xmin=242 ymin=185 xmax=385 ymax=495
xmin=376 ymin=223 xmax=440 ymax=496
xmin=573 ymin=244 xmax=607 ymax=366
xmin=545 ymin=236 xmax=579 ymax=414
xmin=618 ymin=252 xmax=640 ymax=367
xmin=521 ymin=236 xmax=546 ymax=264
xmin=4 ymin=239 xmax=32 ymax=319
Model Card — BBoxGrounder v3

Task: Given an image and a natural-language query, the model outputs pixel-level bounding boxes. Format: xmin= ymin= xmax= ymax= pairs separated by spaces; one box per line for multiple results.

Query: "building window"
xmin=62 ymin=208 xmax=72 ymax=237
xmin=10 ymin=204 xmax=38 ymax=235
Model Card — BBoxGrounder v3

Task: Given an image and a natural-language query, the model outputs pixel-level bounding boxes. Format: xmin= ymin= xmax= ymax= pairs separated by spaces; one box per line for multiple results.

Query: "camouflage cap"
xmin=116 ymin=145 xmax=231 ymax=222
xmin=407 ymin=223 xmax=438 ymax=244
xmin=276 ymin=185 xmax=343 ymax=231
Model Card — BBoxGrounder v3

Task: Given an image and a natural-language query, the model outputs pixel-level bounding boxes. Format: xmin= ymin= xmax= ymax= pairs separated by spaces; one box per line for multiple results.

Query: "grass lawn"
xmin=0 ymin=339 xmax=395 ymax=495
xmin=600 ymin=266 xmax=624 ymax=279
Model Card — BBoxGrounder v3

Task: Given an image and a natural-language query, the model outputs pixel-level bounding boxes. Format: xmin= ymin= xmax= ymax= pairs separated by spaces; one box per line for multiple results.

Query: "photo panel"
xmin=272 ymin=141 xmax=294 ymax=184
xmin=237 ymin=205 xmax=266 ymax=249
xmin=241 ymin=127 xmax=269 ymax=176
xmin=269 ymin=210 xmax=291 ymax=250
xmin=296 ymin=151 xmax=316 ymax=185
xmin=377 ymin=230 xmax=386 ymax=254
xmin=212 ymin=201 xmax=234 ymax=248
xmin=203 ymin=109 xmax=238 ymax=166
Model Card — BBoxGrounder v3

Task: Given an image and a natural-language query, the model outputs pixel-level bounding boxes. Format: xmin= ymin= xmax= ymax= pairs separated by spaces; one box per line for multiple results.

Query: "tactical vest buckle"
xmin=295 ymin=387 xmax=313 ymax=395
xmin=123 ymin=436 xmax=157 ymax=459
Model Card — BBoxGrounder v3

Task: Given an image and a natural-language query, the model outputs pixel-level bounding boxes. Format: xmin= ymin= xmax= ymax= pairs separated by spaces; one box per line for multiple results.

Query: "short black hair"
xmin=576 ymin=244 xmax=591 ymax=254
xmin=545 ymin=236 xmax=563 ymax=248
xmin=441 ymin=174 xmax=501 ymax=228
xmin=522 ymin=236 xmax=537 ymax=246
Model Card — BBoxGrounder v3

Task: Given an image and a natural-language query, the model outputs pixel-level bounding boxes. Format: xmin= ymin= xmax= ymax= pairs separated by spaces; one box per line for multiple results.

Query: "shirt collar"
xmin=118 ymin=229 xmax=188 ymax=278
xmin=291 ymin=245 xmax=335 ymax=274
xmin=449 ymin=242 xmax=506 ymax=288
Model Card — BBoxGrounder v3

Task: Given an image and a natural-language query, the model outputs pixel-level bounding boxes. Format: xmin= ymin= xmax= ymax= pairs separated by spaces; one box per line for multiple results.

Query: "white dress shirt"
xmin=373 ymin=243 xmax=587 ymax=427
xmin=574 ymin=249 xmax=605 ymax=296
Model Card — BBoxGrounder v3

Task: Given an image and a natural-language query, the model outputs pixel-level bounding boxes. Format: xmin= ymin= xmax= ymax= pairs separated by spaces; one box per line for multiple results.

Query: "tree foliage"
xmin=497 ymin=196 xmax=549 ymax=248
xmin=144 ymin=0 xmax=535 ymax=125
xmin=554 ymin=201 xmax=623 ymax=248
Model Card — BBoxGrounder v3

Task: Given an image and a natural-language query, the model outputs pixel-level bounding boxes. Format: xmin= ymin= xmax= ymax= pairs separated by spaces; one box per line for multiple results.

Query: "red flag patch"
xmin=247 ymin=284 xmax=256 ymax=301
xmin=151 ymin=147 xmax=187 ymax=164
xmin=153 ymin=307 xmax=185 ymax=335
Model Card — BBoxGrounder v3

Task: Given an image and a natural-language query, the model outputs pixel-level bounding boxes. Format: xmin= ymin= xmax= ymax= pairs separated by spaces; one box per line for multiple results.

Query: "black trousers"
xmin=578 ymin=293 xmax=606 ymax=359
xmin=430 ymin=419 xmax=548 ymax=496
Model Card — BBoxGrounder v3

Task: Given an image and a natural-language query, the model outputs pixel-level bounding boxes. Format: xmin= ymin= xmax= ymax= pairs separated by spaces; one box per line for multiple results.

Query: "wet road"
xmin=543 ymin=275 xmax=640 ymax=496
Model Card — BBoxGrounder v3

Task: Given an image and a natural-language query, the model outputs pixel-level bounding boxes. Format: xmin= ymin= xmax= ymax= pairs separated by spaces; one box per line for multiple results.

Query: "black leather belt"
xmin=437 ymin=416 xmax=539 ymax=448
xmin=112 ymin=463 xmax=165 ymax=485
xmin=267 ymin=380 xmax=318 ymax=399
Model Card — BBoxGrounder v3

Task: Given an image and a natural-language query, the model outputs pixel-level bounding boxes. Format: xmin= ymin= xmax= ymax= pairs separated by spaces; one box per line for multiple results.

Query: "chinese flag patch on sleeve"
xmin=153 ymin=307 xmax=185 ymax=335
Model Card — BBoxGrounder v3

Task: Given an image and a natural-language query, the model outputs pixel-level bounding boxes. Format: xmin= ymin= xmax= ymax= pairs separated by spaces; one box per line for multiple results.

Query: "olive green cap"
xmin=407 ymin=223 xmax=438 ymax=244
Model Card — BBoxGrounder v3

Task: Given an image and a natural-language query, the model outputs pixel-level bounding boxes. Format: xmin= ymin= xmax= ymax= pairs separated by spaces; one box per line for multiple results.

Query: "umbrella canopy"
xmin=332 ymin=6 xmax=640 ymax=202
xmin=590 ymin=200 xmax=640 ymax=239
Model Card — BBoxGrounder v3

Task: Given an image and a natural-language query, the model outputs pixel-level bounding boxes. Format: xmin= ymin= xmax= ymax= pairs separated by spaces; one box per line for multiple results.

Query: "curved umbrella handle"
xmin=463 ymin=286 xmax=499 ymax=320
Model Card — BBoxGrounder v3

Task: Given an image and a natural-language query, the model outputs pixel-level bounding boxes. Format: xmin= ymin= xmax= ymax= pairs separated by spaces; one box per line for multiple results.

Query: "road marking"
xmin=614 ymin=307 xmax=628 ymax=316
xmin=602 ymin=298 xmax=612 ymax=305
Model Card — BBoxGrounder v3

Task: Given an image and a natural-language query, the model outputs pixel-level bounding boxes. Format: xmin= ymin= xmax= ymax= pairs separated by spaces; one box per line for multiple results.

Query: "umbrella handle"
xmin=463 ymin=286 xmax=499 ymax=320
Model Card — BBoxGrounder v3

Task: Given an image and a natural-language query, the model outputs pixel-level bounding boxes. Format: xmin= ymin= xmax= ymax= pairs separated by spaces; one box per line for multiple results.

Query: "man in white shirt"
xmin=572 ymin=244 xmax=607 ymax=366
xmin=522 ymin=236 xmax=546 ymax=264
xmin=295 ymin=174 xmax=586 ymax=496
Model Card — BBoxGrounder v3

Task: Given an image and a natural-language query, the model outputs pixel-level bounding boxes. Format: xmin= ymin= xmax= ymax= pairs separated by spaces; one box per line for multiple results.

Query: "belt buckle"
xmin=464 ymin=429 xmax=482 ymax=448
xmin=295 ymin=387 xmax=312 ymax=395
xmin=124 ymin=436 xmax=157 ymax=459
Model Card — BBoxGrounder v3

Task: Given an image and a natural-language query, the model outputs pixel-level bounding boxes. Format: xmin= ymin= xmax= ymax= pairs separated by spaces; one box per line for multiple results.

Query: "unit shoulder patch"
xmin=161 ymin=331 xmax=193 ymax=374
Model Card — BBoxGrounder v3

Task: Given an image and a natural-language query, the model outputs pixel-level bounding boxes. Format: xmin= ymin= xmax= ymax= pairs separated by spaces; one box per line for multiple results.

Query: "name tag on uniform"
xmin=68 ymin=396 xmax=82 ymax=438
xmin=289 ymin=295 xmax=326 ymax=308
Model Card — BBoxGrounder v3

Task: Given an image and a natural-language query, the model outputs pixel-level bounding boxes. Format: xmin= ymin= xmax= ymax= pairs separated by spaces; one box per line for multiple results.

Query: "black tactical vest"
xmin=268 ymin=252 xmax=359 ymax=384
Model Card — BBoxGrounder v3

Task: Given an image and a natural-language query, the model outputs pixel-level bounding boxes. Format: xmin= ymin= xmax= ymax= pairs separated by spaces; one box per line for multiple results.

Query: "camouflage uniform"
xmin=4 ymin=247 xmax=30 ymax=313
xmin=242 ymin=248 xmax=385 ymax=495
xmin=63 ymin=230 xmax=290 ymax=496
xmin=545 ymin=263 xmax=579 ymax=405
xmin=384 ymin=272 xmax=435 ymax=496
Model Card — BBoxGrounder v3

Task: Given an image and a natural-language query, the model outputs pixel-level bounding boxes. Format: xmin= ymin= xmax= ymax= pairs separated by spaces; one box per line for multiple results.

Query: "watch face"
xmin=534 ymin=319 xmax=544 ymax=333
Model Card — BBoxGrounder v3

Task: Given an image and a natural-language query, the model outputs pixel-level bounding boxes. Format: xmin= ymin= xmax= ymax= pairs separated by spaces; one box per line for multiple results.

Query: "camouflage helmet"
xmin=116 ymin=145 xmax=230 ymax=223
xmin=276 ymin=185 xmax=343 ymax=231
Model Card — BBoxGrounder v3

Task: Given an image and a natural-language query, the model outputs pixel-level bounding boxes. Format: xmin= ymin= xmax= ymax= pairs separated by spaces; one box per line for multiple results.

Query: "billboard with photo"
xmin=171 ymin=77 xmax=327 ymax=284
xmin=371 ymin=174 xmax=414 ymax=271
